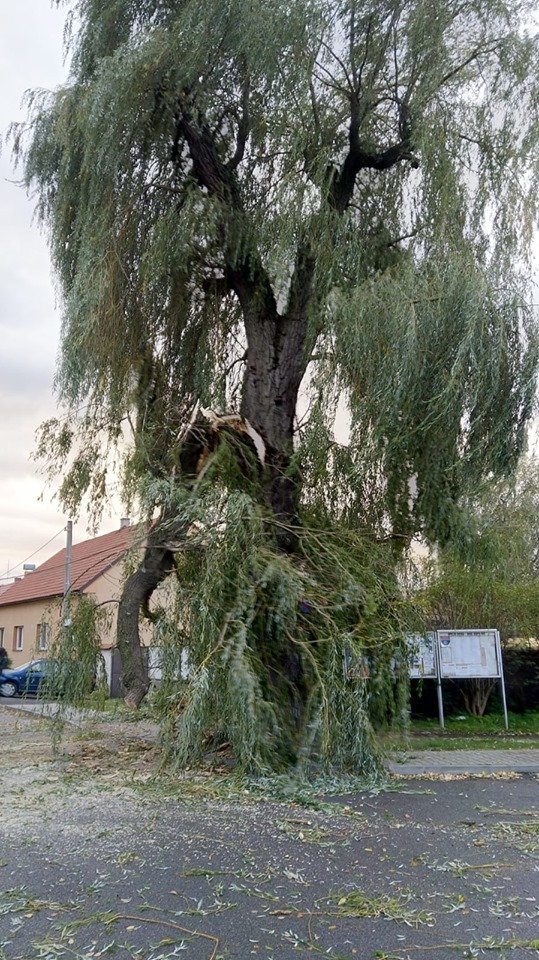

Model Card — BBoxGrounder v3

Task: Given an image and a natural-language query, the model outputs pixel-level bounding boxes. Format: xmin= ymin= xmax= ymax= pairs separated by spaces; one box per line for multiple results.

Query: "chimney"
xmin=120 ymin=517 xmax=130 ymax=529
xmin=23 ymin=564 xmax=36 ymax=576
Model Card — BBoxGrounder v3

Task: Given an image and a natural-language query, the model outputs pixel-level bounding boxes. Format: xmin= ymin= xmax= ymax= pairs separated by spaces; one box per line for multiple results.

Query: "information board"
xmin=403 ymin=628 xmax=507 ymax=729
xmin=407 ymin=632 xmax=437 ymax=678
xmin=437 ymin=629 xmax=501 ymax=679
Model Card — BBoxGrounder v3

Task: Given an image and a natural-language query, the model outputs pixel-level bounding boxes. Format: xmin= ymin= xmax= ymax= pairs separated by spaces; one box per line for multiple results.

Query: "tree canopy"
xmin=421 ymin=459 xmax=539 ymax=714
xmin=17 ymin=0 xmax=539 ymax=773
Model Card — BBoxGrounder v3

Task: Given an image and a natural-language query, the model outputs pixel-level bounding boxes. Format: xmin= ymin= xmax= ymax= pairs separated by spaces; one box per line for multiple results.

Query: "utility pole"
xmin=62 ymin=520 xmax=73 ymax=631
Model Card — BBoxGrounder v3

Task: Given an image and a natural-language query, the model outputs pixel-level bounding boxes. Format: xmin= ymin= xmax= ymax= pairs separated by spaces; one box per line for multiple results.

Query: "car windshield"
xmin=14 ymin=661 xmax=52 ymax=672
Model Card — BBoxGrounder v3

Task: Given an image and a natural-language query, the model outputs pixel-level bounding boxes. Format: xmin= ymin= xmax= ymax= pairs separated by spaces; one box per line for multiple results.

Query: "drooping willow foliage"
xmin=152 ymin=481 xmax=413 ymax=773
xmin=15 ymin=0 xmax=539 ymax=772
xmin=39 ymin=594 xmax=109 ymax=741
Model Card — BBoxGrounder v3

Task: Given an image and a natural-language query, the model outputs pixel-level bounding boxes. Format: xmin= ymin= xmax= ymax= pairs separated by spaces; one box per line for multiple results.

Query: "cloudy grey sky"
xmin=0 ymin=1 xmax=119 ymax=580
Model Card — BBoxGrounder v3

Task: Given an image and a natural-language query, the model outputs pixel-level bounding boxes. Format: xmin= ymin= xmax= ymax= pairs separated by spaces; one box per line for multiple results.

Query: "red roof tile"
xmin=0 ymin=526 xmax=137 ymax=607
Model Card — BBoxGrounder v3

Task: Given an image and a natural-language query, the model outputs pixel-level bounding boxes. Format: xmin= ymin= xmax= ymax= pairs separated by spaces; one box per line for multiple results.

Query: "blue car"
xmin=0 ymin=659 xmax=57 ymax=698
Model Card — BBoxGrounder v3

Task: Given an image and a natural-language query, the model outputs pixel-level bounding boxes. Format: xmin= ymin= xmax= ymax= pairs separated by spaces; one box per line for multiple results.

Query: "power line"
xmin=0 ymin=528 xmax=146 ymax=590
xmin=0 ymin=544 xmax=126 ymax=586
xmin=0 ymin=527 xmax=66 ymax=582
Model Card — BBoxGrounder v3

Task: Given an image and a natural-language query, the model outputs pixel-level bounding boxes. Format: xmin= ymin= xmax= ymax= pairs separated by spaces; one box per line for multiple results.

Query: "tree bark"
xmin=231 ymin=245 xmax=316 ymax=550
xmin=241 ymin=311 xmax=305 ymax=548
xmin=117 ymin=539 xmax=175 ymax=707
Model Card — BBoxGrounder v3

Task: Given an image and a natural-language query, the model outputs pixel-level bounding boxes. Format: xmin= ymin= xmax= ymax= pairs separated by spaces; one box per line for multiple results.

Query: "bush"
xmin=502 ymin=645 xmax=539 ymax=713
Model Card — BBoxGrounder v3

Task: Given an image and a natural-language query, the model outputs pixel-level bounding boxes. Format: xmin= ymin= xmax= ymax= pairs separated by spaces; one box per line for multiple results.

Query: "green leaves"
xmin=320 ymin=254 xmax=537 ymax=542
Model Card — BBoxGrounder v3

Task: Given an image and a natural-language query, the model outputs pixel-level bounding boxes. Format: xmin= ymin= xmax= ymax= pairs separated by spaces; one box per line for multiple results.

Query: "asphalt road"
xmin=1 ymin=708 xmax=538 ymax=960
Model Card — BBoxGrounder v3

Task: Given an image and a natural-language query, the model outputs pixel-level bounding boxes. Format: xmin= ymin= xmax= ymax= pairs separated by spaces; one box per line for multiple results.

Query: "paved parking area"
xmin=1 ymin=706 xmax=539 ymax=960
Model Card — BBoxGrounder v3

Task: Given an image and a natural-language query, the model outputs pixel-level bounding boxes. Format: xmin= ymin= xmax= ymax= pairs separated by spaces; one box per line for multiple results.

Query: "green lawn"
xmin=385 ymin=709 xmax=539 ymax=752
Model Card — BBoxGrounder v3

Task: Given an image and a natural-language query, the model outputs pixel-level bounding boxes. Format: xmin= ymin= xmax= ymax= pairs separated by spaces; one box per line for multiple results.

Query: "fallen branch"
xmin=106 ymin=912 xmax=219 ymax=960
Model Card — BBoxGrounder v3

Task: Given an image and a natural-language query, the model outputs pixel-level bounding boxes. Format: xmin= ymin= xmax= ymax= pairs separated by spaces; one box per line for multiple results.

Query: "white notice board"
xmin=407 ymin=633 xmax=437 ymax=678
xmin=437 ymin=629 xmax=501 ymax=679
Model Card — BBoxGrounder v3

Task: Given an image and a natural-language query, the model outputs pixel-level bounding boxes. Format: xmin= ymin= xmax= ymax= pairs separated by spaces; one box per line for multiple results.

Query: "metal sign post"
xmin=434 ymin=637 xmax=445 ymax=729
xmin=496 ymin=630 xmax=509 ymax=731
xmin=407 ymin=633 xmax=444 ymax=728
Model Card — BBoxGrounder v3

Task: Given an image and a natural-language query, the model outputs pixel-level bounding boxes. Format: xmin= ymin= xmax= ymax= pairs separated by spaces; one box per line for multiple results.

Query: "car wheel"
xmin=0 ymin=681 xmax=18 ymax=698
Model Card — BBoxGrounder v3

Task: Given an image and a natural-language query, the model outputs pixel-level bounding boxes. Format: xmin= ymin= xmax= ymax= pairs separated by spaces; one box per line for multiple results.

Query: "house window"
xmin=0 ymin=627 xmax=4 ymax=645
xmin=13 ymin=626 xmax=24 ymax=652
xmin=36 ymin=623 xmax=50 ymax=652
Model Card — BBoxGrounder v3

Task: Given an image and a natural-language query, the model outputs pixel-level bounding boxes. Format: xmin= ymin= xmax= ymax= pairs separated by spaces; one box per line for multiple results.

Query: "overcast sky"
xmin=0 ymin=1 xmax=119 ymax=580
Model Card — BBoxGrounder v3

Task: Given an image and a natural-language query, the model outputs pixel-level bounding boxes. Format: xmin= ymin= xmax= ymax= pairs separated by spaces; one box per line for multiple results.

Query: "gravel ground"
xmin=1 ymin=706 xmax=538 ymax=960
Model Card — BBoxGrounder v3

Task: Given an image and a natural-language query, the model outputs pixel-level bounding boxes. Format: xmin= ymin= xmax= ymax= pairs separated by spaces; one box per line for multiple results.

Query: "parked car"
xmin=0 ymin=659 xmax=57 ymax=698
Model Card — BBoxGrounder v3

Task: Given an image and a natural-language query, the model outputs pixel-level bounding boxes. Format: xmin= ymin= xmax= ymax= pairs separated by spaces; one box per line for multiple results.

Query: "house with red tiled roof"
xmin=0 ymin=522 xmax=150 ymax=682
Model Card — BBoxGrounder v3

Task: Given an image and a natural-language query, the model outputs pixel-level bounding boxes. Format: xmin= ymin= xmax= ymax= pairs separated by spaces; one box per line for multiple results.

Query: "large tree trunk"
xmin=241 ymin=322 xmax=302 ymax=548
xmin=117 ymin=539 xmax=175 ymax=707
xmin=238 ymin=250 xmax=315 ymax=550
xmin=240 ymin=299 xmax=313 ymax=740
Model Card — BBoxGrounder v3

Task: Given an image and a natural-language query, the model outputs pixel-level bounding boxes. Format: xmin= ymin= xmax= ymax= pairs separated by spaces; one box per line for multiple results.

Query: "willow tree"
xmin=19 ymin=0 xmax=539 ymax=771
